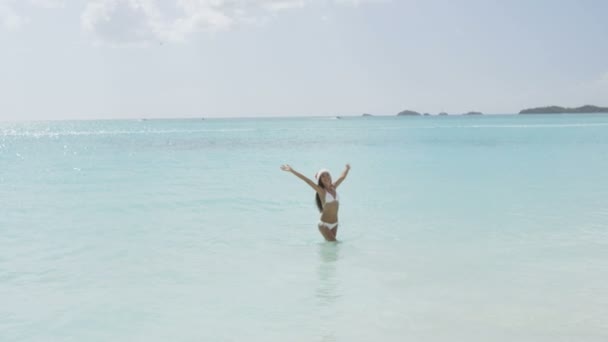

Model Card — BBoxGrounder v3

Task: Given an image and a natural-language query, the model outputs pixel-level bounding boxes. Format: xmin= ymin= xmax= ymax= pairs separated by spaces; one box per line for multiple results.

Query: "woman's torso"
xmin=320 ymin=188 xmax=339 ymax=223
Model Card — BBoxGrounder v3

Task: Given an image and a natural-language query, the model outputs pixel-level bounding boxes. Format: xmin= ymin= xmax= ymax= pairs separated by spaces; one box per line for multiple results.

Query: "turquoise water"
xmin=1 ymin=115 xmax=607 ymax=341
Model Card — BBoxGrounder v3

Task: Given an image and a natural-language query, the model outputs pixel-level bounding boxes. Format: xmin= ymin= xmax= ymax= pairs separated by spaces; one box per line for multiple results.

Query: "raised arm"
xmin=281 ymin=164 xmax=321 ymax=192
xmin=333 ymin=164 xmax=351 ymax=188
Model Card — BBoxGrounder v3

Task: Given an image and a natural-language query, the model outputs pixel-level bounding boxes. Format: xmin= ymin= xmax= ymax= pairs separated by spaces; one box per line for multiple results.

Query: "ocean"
xmin=1 ymin=114 xmax=607 ymax=341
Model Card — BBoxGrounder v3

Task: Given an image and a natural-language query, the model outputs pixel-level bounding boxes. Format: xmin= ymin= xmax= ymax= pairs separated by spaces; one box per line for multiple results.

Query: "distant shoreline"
xmin=4 ymin=105 xmax=608 ymax=123
xmin=360 ymin=105 xmax=608 ymax=117
xmin=518 ymin=105 xmax=608 ymax=114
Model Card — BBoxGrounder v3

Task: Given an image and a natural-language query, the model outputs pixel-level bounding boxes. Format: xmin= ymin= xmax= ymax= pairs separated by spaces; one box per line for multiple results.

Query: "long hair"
xmin=315 ymin=178 xmax=326 ymax=212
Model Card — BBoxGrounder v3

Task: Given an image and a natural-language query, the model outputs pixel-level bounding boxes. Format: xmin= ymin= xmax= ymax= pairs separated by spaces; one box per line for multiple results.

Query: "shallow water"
xmin=1 ymin=115 xmax=607 ymax=341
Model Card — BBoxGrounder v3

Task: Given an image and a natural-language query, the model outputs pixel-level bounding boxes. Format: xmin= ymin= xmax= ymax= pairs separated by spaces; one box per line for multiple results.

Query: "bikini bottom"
xmin=318 ymin=221 xmax=338 ymax=229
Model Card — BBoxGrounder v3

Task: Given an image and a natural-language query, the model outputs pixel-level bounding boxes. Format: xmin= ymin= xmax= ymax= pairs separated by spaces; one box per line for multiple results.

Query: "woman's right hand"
xmin=280 ymin=164 xmax=293 ymax=172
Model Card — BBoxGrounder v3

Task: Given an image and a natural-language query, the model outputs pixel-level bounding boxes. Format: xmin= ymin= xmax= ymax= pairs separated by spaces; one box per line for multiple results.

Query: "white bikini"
xmin=319 ymin=190 xmax=339 ymax=229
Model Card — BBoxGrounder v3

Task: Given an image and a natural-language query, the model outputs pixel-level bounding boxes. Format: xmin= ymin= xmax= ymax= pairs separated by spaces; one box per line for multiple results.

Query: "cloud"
xmin=261 ymin=0 xmax=305 ymax=11
xmin=81 ymin=0 xmax=160 ymax=45
xmin=0 ymin=3 xmax=26 ymax=30
xmin=81 ymin=0 xmax=383 ymax=46
xmin=28 ymin=0 xmax=66 ymax=8
xmin=0 ymin=0 xmax=66 ymax=31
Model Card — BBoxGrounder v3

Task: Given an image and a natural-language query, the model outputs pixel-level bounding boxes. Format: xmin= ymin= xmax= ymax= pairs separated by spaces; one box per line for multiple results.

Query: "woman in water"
xmin=280 ymin=164 xmax=351 ymax=241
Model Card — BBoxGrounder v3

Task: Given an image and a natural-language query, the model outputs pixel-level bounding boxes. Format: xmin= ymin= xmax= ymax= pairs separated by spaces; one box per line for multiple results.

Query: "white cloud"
xmin=261 ymin=0 xmax=305 ymax=11
xmin=81 ymin=0 xmax=383 ymax=46
xmin=0 ymin=3 xmax=26 ymax=30
xmin=81 ymin=0 xmax=161 ymax=46
xmin=29 ymin=0 xmax=66 ymax=8
xmin=0 ymin=0 xmax=66 ymax=31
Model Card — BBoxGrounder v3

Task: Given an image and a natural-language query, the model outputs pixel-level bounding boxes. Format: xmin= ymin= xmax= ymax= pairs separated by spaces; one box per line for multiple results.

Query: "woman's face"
xmin=320 ymin=173 xmax=332 ymax=187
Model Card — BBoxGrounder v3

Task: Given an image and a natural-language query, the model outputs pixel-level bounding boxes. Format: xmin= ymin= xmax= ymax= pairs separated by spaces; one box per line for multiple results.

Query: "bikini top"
xmin=324 ymin=189 xmax=339 ymax=204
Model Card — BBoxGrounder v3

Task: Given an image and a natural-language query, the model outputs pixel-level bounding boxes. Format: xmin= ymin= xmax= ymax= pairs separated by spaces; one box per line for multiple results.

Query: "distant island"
xmin=519 ymin=105 xmax=608 ymax=114
xmin=384 ymin=105 xmax=608 ymax=116
xmin=362 ymin=113 xmax=373 ymax=117
xmin=397 ymin=110 xmax=421 ymax=116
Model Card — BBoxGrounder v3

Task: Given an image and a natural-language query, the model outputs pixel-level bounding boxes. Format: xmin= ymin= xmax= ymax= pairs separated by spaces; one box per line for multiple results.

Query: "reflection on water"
xmin=316 ymin=242 xmax=341 ymax=342
xmin=319 ymin=242 xmax=340 ymax=263
xmin=316 ymin=243 xmax=340 ymax=303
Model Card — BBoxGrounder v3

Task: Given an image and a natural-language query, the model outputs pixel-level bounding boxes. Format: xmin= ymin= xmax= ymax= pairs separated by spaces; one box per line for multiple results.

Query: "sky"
xmin=0 ymin=0 xmax=607 ymax=121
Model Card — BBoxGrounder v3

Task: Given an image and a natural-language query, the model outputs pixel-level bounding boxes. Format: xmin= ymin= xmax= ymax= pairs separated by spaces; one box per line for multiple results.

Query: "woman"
xmin=280 ymin=164 xmax=351 ymax=241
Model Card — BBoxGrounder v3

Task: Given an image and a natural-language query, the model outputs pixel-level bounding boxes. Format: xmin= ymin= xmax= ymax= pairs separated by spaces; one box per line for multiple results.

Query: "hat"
xmin=315 ymin=168 xmax=330 ymax=180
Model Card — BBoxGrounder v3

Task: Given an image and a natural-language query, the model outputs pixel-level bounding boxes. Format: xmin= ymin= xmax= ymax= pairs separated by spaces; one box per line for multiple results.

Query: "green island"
xmin=364 ymin=105 xmax=608 ymax=117
xmin=519 ymin=105 xmax=608 ymax=114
